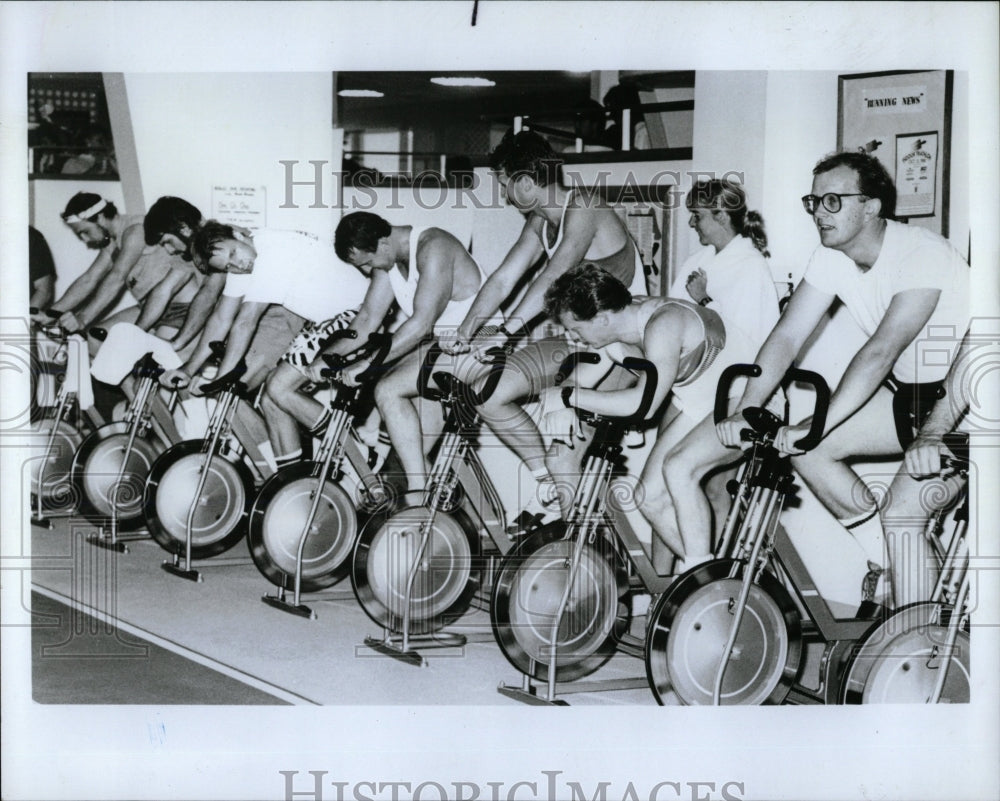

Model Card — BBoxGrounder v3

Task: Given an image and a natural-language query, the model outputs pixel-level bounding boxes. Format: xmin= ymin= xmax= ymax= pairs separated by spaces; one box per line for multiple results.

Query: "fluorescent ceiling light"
xmin=430 ymin=77 xmax=496 ymax=87
xmin=338 ymin=89 xmax=384 ymax=98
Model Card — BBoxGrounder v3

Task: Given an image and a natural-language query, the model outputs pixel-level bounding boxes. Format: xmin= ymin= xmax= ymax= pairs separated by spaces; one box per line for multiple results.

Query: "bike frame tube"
xmin=109 ymin=374 xmax=157 ymax=540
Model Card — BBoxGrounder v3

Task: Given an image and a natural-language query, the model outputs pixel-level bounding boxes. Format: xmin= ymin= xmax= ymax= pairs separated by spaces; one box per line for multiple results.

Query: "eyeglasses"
xmin=801 ymin=193 xmax=867 ymax=215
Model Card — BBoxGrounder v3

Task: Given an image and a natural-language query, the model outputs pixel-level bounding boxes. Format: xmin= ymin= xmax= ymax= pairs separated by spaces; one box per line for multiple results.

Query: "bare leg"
xmin=882 ymin=469 xmax=964 ymax=607
xmin=261 ymin=362 xmax=325 ymax=461
xmin=374 ymin=349 xmax=431 ymax=492
xmin=637 ymin=402 xmax=691 ymax=574
xmin=229 ymin=398 xmax=274 ymax=479
xmin=477 ymin=339 xmax=573 ymax=476
xmin=663 ymin=409 xmax=744 ymax=563
xmin=791 ymin=387 xmax=901 ymax=518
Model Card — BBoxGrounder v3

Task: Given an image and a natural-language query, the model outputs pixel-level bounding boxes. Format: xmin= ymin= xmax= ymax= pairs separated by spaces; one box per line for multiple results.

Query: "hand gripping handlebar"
xmin=196 ymin=341 xmax=249 ymax=395
xmin=319 ymin=330 xmax=392 ymax=382
xmin=417 ymin=339 xmax=509 ymax=406
xmin=558 ymin=352 xmax=659 ymax=426
xmin=713 ymin=363 xmax=830 ymax=452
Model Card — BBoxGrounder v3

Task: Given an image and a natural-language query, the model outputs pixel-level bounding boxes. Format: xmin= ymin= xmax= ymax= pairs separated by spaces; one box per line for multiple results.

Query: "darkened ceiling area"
xmin=335 ymin=71 xmax=596 ymax=130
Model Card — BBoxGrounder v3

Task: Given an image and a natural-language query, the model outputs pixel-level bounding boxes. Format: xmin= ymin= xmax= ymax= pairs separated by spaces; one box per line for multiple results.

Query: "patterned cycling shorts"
xmin=281 ymin=309 xmax=358 ymax=372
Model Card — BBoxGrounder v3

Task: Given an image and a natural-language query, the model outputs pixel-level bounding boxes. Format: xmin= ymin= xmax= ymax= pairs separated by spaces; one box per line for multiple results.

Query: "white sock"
xmin=841 ymin=507 xmax=886 ymax=567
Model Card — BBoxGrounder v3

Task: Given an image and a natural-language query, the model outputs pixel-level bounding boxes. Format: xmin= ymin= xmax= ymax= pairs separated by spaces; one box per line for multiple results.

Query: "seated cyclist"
xmin=542 ymin=264 xmax=759 ymax=576
xmin=327 ymin=212 xmax=485 ymax=493
xmin=716 ymin=151 xmax=970 ymax=608
xmin=445 ymin=129 xmax=647 ymax=520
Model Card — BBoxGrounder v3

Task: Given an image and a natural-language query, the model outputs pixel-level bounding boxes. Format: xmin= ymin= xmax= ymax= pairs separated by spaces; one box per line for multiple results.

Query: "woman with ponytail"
xmin=633 ymin=179 xmax=782 ymax=580
xmin=672 ymin=178 xmax=779 ymax=351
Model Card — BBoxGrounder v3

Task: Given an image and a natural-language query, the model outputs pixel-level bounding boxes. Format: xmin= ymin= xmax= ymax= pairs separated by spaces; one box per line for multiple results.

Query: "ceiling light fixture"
xmin=338 ymin=89 xmax=385 ymax=98
xmin=429 ymin=77 xmax=496 ymax=87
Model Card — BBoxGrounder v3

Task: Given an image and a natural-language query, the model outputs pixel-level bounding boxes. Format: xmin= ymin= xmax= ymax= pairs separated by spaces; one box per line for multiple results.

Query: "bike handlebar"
xmin=432 ymin=346 xmax=508 ymax=406
xmin=561 ymin=354 xmax=658 ymax=426
xmin=198 ymin=360 xmax=249 ymax=395
xmin=713 ymin=363 xmax=762 ymax=424
xmin=713 ymin=363 xmax=831 ymax=453
xmin=783 ymin=367 xmax=829 ymax=452
xmin=320 ymin=330 xmax=390 ymax=381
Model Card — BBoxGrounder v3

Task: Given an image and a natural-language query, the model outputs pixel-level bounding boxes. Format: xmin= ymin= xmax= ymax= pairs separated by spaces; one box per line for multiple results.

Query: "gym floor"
xmin=28 ymin=517 xmax=659 ymax=706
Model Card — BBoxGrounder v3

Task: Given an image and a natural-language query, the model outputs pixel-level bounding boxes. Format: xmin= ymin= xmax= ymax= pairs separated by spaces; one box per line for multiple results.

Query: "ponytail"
xmin=741 ymin=209 xmax=770 ymax=258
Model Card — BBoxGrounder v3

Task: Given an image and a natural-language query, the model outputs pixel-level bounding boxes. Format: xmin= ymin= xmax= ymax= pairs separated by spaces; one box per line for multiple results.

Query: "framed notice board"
xmin=838 ymin=70 xmax=953 ymax=237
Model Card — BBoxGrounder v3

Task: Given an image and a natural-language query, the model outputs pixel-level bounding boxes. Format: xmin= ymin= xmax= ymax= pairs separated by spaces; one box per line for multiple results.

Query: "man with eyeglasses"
xmin=716 ymin=151 xmax=969 ymax=609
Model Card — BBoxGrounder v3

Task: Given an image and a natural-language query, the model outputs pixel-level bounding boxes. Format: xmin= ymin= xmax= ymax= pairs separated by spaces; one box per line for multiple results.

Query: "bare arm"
xmin=571 ymin=309 xmax=683 ymax=418
xmin=170 ymin=273 xmax=226 ymax=350
xmin=716 ymin=280 xmax=832 ymax=447
xmin=69 ymin=224 xmax=147 ymax=328
xmin=738 ymin=280 xmax=832 ymax=408
xmin=325 ymin=271 xmax=396 ymax=358
xmin=214 ymin=300 xmax=269 ymax=377
xmin=134 ymin=268 xmax=190 ymax=331
xmin=177 ymin=293 xmax=242 ymax=378
xmin=504 ymin=204 xmax=597 ymax=326
xmin=50 ymin=247 xmax=112 ymax=313
xmin=454 ymin=216 xmax=546 ymax=340
xmin=383 ymin=241 xmax=452 ymax=362
xmin=824 ymin=288 xmax=941 ymax=434
xmin=771 ymin=288 xmax=942 ymax=457
xmin=30 ymin=276 xmax=55 ymax=310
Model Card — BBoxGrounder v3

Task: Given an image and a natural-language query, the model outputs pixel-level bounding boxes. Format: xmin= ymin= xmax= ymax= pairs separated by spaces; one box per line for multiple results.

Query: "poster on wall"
xmin=895 ymin=131 xmax=938 ymax=217
xmin=211 ymin=184 xmax=267 ymax=229
xmin=838 ymin=69 xmax=952 ymax=236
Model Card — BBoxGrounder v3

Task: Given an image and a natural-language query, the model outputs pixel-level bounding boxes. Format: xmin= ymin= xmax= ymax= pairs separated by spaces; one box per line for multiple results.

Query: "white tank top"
xmin=387 ymin=227 xmax=484 ymax=330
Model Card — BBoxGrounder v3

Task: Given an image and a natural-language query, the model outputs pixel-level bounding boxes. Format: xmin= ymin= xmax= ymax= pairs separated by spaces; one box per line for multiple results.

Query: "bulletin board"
xmin=838 ymin=70 xmax=953 ymax=236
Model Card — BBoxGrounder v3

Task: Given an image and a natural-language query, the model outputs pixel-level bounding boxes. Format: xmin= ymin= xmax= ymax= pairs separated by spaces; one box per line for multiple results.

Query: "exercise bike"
xmin=644 ymin=363 xmax=895 ymax=705
xmin=351 ymin=340 xmax=510 ymax=666
xmin=248 ymin=332 xmax=397 ymax=618
xmin=840 ymin=434 xmax=971 ymax=704
xmin=70 ymin=343 xmax=179 ymax=551
xmin=491 ymin=354 xmax=659 ymax=704
xmin=143 ymin=343 xmax=258 ymax=582
xmin=27 ymin=311 xmax=104 ymax=526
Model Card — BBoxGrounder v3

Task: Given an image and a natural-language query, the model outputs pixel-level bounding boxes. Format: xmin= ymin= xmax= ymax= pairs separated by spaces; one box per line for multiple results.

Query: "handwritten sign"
xmin=861 ymin=85 xmax=927 ymax=114
xmin=211 ymin=185 xmax=266 ymax=229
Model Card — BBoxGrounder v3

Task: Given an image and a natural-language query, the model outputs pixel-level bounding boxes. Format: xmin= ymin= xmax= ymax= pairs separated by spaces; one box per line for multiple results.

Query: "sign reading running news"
xmin=861 ymin=84 xmax=927 ymax=114
xmin=895 ymin=131 xmax=938 ymax=217
xmin=212 ymin=185 xmax=267 ymax=229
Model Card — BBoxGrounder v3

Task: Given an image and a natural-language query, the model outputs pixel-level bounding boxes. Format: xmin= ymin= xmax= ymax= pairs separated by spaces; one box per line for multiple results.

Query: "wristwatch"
xmin=699 ymin=296 xmax=713 ymax=307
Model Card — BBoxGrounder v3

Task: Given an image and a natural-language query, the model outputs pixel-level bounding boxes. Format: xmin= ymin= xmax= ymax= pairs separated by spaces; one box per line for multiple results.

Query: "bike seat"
xmin=742 ymin=406 xmax=783 ymax=437
xmin=132 ymin=352 xmax=166 ymax=379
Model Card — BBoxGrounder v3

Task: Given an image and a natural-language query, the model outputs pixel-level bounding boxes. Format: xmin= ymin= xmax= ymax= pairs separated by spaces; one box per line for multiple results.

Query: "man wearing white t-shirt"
xmin=716 ymin=151 xmax=969 ymax=608
xmin=161 ymin=223 xmax=369 ymax=467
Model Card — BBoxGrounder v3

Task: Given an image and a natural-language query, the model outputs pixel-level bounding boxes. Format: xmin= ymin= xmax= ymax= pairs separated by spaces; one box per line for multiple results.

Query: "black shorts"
xmin=883 ymin=375 xmax=946 ymax=449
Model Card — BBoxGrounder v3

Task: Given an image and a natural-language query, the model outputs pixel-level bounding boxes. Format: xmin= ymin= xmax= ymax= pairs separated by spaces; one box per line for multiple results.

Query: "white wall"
xmin=124 ymin=73 xmax=339 ymax=242
xmin=30 ymin=179 xmax=126 ymax=296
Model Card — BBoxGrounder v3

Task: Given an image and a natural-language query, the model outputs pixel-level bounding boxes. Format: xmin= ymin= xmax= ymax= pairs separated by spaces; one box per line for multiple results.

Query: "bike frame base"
xmin=497 ymin=673 xmax=649 ymax=706
xmin=262 ymin=594 xmax=317 ymax=619
xmin=261 ymin=586 xmax=356 ymax=620
xmin=161 ymin=561 xmax=203 ymax=582
xmin=88 ymin=527 xmax=150 ymax=553
xmin=361 ymin=631 xmax=471 ymax=668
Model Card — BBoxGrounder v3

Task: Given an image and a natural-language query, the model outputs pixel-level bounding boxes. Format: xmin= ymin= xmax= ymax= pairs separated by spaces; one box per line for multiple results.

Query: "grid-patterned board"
xmin=29 ymin=86 xmax=100 ymax=124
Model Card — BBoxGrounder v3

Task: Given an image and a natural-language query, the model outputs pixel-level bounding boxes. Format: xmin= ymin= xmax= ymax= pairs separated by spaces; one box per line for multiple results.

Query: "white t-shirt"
xmin=670 ymin=235 xmax=779 ymax=350
xmin=223 ymin=229 xmax=369 ymax=323
xmin=802 ymin=220 xmax=970 ymax=383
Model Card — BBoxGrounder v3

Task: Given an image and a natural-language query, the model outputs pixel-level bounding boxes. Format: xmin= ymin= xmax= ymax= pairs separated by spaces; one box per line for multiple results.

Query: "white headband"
xmin=63 ymin=198 xmax=109 ymax=224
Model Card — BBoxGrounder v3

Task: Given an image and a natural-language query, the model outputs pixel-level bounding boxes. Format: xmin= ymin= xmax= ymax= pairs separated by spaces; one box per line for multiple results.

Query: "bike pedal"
xmin=855 ymin=600 xmax=887 ymax=620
